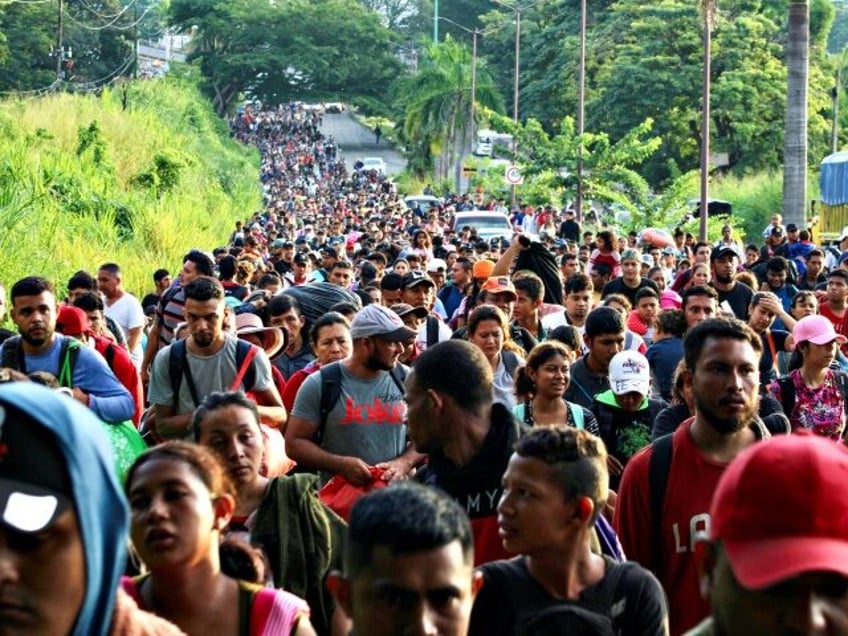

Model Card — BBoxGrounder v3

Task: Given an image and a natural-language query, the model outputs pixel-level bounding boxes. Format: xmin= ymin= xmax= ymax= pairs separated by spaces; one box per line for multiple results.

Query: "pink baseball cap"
xmin=710 ymin=432 xmax=848 ymax=590
xmin=792 ymin=315 xmax=847 ymax=346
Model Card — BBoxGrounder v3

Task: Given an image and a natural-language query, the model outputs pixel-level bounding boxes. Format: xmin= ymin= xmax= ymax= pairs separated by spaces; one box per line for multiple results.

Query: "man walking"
xmin=98 ymin=262 xmax=146 ymax=367
xmin=615 ymin=317 xmax=770 ymax=635
xmin=147 ymin=277 xmax=285 ymax=441
xmin=286 ymin=304 xmax=424 ymax=485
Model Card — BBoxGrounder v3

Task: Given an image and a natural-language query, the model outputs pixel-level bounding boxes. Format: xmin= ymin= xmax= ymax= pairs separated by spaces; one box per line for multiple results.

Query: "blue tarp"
xmin=820 ymin=152 xmax=848 ymax=205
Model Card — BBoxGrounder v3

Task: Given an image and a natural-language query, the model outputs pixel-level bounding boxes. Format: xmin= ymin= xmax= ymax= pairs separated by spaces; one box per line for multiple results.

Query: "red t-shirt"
xmin=820 ymin=303 xmax=848 ymax=356
xmin=614 ymin=419 xmax=726 ymax=636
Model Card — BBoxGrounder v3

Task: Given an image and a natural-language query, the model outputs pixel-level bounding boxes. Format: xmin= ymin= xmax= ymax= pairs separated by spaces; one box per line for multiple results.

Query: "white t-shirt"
xmin=105 ymin=293 xmax=145 ymax=365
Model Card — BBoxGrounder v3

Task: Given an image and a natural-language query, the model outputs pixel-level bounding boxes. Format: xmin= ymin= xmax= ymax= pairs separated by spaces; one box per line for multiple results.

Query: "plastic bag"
xmin=260 ymin=424 xmax=296 ymax=477
xmin=100 ymin=419 xmax=148 ymax=483
xmin=318 ymin=466 xmax=387 ymax=520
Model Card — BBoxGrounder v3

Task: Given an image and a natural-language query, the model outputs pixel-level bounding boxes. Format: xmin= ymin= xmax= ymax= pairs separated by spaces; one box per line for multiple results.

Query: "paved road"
xmin=320 ymin=111 xmax=406 ymax=177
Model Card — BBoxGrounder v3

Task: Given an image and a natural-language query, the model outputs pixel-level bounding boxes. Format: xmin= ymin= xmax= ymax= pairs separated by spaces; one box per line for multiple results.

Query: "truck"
xmin=817 ymin=151 xmax=848 ymax=242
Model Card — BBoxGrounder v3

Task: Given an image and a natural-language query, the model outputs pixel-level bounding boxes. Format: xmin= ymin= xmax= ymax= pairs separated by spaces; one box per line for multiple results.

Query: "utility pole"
xmin=575 ymin=0 xmax=587 ymax=223
xmin=434 ymin=0 xmax=439 ymax=42
xmin=56 ymin=0 xmax=64 ymax=81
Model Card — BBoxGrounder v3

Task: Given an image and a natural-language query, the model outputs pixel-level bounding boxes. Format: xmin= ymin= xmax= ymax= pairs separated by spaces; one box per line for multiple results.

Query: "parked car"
xmin=452 ymin=211 xmax=513 ymax=242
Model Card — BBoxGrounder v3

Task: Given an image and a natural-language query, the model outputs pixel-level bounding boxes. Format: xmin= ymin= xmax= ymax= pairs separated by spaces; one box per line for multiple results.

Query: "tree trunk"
xmin=783 ymin=0 xmax=809 ymax=228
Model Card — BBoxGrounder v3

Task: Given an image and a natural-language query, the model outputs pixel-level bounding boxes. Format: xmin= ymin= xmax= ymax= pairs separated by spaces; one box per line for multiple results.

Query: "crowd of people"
xmin=2 ymin=102 xmax=848 ymax=635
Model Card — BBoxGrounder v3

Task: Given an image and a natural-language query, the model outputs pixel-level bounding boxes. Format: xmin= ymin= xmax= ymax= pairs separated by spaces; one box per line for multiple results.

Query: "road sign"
xmin=505 ymin=165 xmax=523 ymax=185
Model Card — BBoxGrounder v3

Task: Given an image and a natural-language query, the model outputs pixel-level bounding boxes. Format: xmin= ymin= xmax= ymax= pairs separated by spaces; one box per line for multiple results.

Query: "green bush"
xmin=0 ymin=76 xmax=260 ymax=296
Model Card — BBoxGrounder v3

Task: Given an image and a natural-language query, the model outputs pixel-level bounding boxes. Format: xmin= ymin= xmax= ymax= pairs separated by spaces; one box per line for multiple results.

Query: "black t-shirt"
xmin=601 ymin=277 xmax=660 ymax=307
xmin=559 ymin=219 xmax=581 ymax=242
xmin=469 ymin=555 xmax=668 ymax=636
xmin=711 ymin=281 xmax=753 ymax=320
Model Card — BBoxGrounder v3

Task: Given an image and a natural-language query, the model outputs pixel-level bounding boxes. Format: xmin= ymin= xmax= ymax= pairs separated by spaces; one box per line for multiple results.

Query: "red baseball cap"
xmin=710 ymin=432 xmax=848 ymax=590
xmin=55 ymin=305 xmax=91 ymax=337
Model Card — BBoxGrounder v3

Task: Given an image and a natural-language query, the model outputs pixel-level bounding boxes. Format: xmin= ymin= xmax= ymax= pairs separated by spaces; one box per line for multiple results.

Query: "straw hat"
xmin=235 ymin=313 xmax=287 ymax=359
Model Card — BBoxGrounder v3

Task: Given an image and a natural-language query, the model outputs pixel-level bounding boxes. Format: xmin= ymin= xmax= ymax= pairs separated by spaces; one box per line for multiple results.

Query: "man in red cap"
xmin=55 ymin=305 xmax=144 ymax=426
xmin=688 ymin=433 xmax=848 ymax=635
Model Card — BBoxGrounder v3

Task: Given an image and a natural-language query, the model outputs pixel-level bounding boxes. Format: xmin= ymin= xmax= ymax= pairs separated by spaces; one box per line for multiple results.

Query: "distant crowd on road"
xmin=2 ymin=101 xmax=848 ymax=636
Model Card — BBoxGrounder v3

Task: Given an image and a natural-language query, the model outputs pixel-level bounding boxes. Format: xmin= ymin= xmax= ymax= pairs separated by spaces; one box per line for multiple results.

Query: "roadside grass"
xmin=0 ymin=76 xmax=260 ymax=297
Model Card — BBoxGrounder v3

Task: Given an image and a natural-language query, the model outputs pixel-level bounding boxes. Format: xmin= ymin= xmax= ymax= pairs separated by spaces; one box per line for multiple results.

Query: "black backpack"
xmin=167 ymin=338 xmax=257 ymax=409
xmin=316 ymin=361 xmax=407 ymax=442
xmin=1 ymin=336 xmax=81 ymax=388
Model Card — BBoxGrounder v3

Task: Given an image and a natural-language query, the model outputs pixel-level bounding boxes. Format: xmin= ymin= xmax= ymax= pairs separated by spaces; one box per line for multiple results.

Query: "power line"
xmin=62 ymin=0 xmax=149 ymax=31
xmin=61 ymin=51 xmax=135 ymax=90
xmin=75 ymin=0 xmax=134 ymax=20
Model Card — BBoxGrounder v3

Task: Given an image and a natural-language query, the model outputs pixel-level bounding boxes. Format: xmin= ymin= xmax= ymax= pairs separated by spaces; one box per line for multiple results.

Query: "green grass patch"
xmin=0 ymin=73 xmax=261 ymax=297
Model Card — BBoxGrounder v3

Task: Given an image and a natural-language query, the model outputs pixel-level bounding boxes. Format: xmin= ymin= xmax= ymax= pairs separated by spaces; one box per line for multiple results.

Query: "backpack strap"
xmin=232 ymin=340 xmax=259 ymax=391
xmin=58 ymin=338 xmax=81 ymax=389
xmin=649 ymin=433 xmax=674 ymax=573
xmin=388 ymin=364 xmax=407 ymax=397
xmin=168 ymin=339 xmax=200 ymax=409
xmin=249 ymin=587 xmax=276 ymax=636
xmin=777 ymin=375 xmax=795 ymax=418
xmin=502 ymin=350 xmax=520 ymax=378
xmin=426 ymin=315 xmax=439 ymax=348
xmin=104 ymin=342 xmax=116 ymax=368
xmin=318 ymin=362 xmax=344 ymax=444
xmin=568 ymin=402 xmax=585 ymax=430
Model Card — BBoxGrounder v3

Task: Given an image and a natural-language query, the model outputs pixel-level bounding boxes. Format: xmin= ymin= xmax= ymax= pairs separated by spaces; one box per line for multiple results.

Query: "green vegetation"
xmin=0 ymin=73 xmax=260 ymax=296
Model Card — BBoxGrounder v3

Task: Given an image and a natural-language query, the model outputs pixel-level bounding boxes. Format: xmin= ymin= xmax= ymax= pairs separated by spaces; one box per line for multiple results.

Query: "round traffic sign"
xmin=504 ymin=165 xmax=524 ymax=185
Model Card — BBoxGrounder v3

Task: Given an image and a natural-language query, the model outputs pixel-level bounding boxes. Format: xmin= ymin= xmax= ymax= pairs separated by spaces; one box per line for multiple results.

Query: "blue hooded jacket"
xmin=0 ymin=382 xmax=129 ymax=636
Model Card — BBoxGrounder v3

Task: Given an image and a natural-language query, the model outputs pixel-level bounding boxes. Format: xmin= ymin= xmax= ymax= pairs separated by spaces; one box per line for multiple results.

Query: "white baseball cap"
xmin=608 ymin=351 xmax=650 ymax=396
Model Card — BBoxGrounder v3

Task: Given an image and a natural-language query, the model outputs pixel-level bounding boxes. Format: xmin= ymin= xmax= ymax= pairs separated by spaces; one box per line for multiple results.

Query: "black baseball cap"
xmin=0 ymin=403 xmax=73 ymax=533
xmin=401 ymin=271 xmax=435 ymax=290
xmin=710 ymin=245 xmax=739 ymax=261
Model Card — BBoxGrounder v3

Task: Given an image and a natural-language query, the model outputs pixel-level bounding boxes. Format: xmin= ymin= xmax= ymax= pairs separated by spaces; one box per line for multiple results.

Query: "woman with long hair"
xmin=466 ymin=304 xmax=524 ymax=409
xmin=124 ymin=442 xmax=315 ymax=636
xmin=768 ymin=315 xmax=848 ymax=440
xmin=192 ymin=392 xmax=346 ymax=635
xmin=513 ymin=341 xmax=599 ymax=434
xmin=408 ymin=229 xmax=433 ymax=263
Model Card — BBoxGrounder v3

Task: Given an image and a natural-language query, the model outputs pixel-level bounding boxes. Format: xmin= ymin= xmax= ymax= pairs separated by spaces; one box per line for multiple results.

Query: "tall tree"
xmin=784 ymin=0 xmax=809 ymax=226
xmin=168 ymin=0 xmax=401 ymax=114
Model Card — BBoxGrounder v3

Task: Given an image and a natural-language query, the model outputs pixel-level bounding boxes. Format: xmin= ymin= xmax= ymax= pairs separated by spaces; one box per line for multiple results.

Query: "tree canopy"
xmin=168 ymin=0 xmax=403 ymax=115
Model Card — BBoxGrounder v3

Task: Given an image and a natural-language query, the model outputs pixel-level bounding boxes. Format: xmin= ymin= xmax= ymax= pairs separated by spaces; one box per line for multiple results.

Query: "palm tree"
xmin=397 ymin=36 xmax=502 ymax=187
xmin=783 ymin=0 xmax=809 ymax=228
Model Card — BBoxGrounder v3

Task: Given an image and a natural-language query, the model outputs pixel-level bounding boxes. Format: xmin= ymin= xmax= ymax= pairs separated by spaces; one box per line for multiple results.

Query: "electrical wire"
xmin=61 ymin=51 xmax=135 ymax=89
xmin=75 ymin=0 xmax=135 ymax=20
xmin=0 ymin=80 xmax=61 ymax=96
xmin=63 ymin=0 xmax=151 ymax=31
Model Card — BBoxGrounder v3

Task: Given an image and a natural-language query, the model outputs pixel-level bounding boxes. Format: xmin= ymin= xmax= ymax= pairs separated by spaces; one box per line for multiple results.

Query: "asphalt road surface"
xmin=320 ymin=111 xmax=406 ymax=177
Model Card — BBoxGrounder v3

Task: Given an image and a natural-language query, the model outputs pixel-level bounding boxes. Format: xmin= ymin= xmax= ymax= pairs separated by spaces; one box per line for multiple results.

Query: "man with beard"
xmin=709 ymin=245 xmax=753 ymax=321
xmin=147 ymin=276 xmax=285 ymax=440
xmin=614 ymin=317 xmax=771 ymax=635
xmin=0 ymin=276 xmax=134 ymax=423
xmin=286 ymin=304 xmax=425 ymax=486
